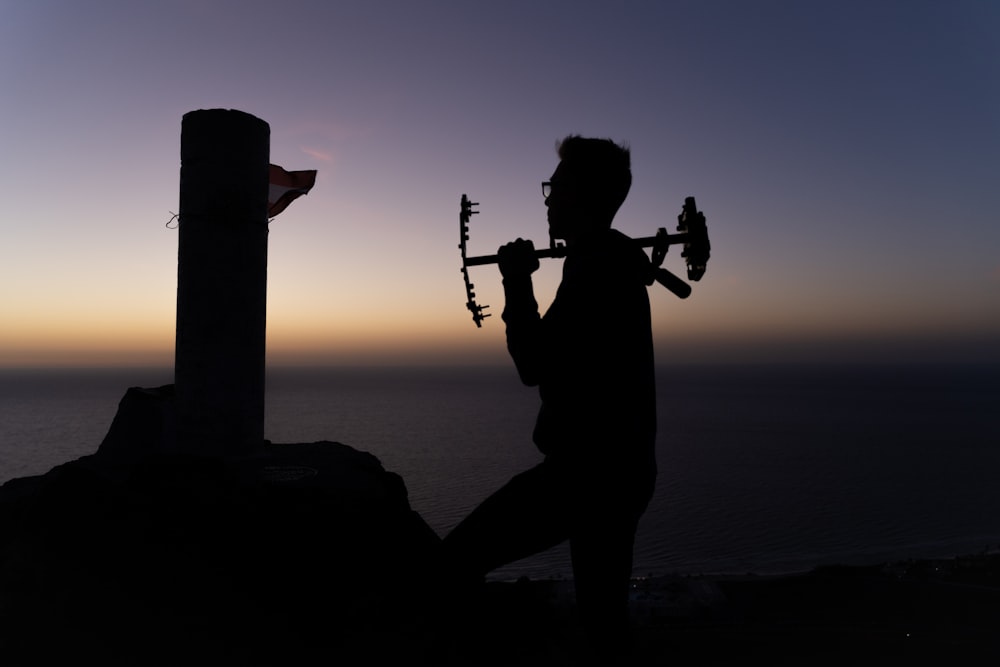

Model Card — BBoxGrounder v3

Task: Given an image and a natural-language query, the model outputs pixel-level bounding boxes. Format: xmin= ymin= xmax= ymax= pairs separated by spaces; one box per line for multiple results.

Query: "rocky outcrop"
xmin=0 ymin=386 xmax=444 ymax=665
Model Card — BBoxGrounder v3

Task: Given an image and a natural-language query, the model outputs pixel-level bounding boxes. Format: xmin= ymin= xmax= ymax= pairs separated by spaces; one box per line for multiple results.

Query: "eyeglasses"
xmin=542 ymin=181 xmax=551 ymax=199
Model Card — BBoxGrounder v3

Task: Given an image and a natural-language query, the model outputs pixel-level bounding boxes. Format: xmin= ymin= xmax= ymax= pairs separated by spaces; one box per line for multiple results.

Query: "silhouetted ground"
xmin=431 ymin=553 xmax=1000 ymax=666
xmin=3 ymin=447 xmax=999 ymax=666
xmin=2 ymin=387 xmax=998 ymax=665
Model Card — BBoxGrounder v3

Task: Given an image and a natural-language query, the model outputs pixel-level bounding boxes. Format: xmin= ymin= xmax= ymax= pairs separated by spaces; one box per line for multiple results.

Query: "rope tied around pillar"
xmin=166 ymin=211 xmax=272 ymax=230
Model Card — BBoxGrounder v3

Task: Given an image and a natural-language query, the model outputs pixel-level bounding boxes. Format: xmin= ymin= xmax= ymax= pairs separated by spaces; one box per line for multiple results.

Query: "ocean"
xmin=1 ymin=363 xmax=998 ymax=582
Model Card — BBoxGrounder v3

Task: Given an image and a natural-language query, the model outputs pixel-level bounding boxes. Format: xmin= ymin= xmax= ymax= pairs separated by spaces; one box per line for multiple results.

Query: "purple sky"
xmin=2 ymin=1 xmax=998 ymax=366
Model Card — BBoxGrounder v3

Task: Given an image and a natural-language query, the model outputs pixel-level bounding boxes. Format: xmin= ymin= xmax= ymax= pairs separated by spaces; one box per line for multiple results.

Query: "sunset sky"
xmin=2 ymin=1 xmax=998 ymax=367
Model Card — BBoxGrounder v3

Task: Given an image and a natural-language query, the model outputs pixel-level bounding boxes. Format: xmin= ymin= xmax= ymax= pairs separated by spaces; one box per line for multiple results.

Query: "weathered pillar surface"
xmin=175 ymin=109 xmax=269 ymax=454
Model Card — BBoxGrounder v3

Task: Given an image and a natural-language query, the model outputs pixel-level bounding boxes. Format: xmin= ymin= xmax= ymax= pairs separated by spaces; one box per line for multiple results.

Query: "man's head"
xmin=545 ymin=135 xmax=631 ymax=243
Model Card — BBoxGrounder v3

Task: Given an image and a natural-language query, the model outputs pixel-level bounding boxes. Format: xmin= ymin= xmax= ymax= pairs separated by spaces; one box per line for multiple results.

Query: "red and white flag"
xmin=268 ymin=164 xmax=317 ymax=218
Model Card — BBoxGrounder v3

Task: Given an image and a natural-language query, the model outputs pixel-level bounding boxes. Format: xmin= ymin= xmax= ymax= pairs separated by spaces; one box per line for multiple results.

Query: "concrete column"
xmin=175 ymin=109 xmax=270 ymax=454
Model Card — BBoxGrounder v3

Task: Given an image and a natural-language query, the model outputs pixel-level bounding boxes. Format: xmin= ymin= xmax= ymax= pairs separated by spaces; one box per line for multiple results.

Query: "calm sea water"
xmin=1 ymin=363 xmax=998 ymax=581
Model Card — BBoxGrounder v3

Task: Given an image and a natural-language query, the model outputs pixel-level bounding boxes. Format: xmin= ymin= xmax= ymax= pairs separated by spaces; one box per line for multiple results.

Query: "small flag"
xmin=268 ymin=164 xmax=317 ymax=218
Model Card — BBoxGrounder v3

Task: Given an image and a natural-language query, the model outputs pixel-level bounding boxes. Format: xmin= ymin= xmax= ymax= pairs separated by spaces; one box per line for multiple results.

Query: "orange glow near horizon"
xmin=3 ymin=228 xmax=999 ymax=369
xmin=2 ymin=259 xmax=999 ymax=368
xmin=3 ymin=312 xmax=998 ymax=368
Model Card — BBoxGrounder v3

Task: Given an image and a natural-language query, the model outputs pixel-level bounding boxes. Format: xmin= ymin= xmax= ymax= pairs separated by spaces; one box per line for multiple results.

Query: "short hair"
xmin=555 ymin=135 xmax=632 ymax=219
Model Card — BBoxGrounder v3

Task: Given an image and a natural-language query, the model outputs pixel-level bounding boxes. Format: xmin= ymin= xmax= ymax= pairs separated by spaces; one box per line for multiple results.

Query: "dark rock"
xmin=95 ymin=384 xmax=178 ymax=466
xmin=0 ymin=388 xmax=445 ymax=666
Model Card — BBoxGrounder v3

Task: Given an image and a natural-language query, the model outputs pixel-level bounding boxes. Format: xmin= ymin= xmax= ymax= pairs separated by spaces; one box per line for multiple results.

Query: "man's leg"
xmin=569 ymin=510 xmax=640 ymax=660
xmin=442 ymin=459 xmax=571 ymax=582
xmin=431 ymin=460 xmax=571 ymax=658
xmin=569 ymin=464 xmax=655 ymax=661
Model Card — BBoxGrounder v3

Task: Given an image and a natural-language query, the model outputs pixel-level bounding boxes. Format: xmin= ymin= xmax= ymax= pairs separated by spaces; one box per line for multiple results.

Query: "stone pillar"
xmin=175 ymin=109 xmax=270 ymax=454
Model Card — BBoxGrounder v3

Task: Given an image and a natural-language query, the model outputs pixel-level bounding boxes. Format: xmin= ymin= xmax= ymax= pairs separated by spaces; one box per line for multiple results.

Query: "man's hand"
xmin=497 ymin=238 xmax=540 ymax=279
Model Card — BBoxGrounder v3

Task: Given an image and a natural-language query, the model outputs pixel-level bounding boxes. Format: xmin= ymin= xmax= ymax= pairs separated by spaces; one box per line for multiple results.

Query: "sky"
xmin=2 ymin=0 xmax=998 ymax=368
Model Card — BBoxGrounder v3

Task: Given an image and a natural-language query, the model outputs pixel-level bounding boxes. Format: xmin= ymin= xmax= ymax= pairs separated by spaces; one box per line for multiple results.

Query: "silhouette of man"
xmin=443 ymin=135 xmax=657 ymax=660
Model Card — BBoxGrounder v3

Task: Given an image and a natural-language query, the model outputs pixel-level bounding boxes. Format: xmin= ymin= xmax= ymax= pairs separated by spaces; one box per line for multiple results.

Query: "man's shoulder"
xmin=605 ymin=228 xmax=650 ymax=269
xmin=579 ymin=228 xmax=634 ymax=255
xmin=565 ymin=228 xmax=651 ymax=285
